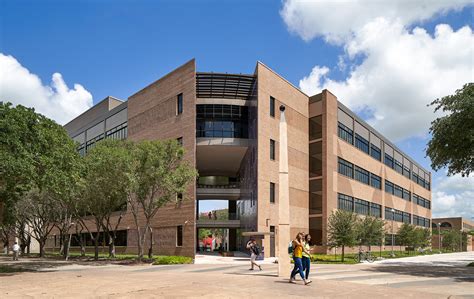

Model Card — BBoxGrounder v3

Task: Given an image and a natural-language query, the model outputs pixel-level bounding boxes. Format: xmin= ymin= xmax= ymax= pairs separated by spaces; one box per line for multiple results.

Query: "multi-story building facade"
xmin=58 ymin=59 xmax=432 ymax=257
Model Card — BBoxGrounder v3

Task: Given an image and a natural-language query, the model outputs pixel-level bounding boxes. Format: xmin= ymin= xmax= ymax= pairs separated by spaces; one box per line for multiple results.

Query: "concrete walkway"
xmin=0 ymin=252 xmax=472 ymax=298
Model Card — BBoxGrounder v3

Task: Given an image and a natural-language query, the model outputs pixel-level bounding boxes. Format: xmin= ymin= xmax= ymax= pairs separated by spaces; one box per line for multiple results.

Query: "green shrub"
xmin=467 ymin=262 xmax=474 ymax=267
xmin=153 ymin=255 xmax=193 ymax=265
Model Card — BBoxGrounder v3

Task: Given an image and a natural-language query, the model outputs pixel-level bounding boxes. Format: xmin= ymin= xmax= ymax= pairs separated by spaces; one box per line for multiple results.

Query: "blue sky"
xmin=1 ymin=0 xmax=473 ymax=218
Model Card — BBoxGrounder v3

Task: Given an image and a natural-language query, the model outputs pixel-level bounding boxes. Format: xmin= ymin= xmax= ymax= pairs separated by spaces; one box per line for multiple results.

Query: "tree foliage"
xmin=327 ymin=210 xmax=358 ymax=261
xmin=128 ymin=140 xmax=197 ymax=259
xmin=397 ymin=223 xmax=431 ymax=254
xmin=355 ymin=216 xmax=385 ymax=250
xmin=427 ymin=83 xmax=474 ymax=176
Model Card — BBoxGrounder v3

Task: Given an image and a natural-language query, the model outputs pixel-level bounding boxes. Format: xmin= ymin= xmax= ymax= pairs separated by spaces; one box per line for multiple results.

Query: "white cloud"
xmin=432 ymin=174 xmax=474 ymax=219
xmin=299 ymin=21 xmax=474 ymax=141
xmin=0 ymin=53 xmax=93 ymax=125
xmin=280 ymin=0 xmax=471 ymax=43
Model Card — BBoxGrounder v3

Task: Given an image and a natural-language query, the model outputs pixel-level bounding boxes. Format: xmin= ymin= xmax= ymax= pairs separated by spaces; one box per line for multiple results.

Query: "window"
xmin=370 ymin=173 xmax=381 ymax=189
xmin=355 ymin=134 xmax=369 ymax=154
xmin=385 ymin=207 xmax=409 ymax=223
xmin=385 ymin=181 xmax=394 ymax=194
xmin=270 ymin=96 xmax=275 ymax=117
xmin=394 ymin=185 xmax=403 ymax=198
xmin=270 ymin=182 xmax=275 ymax=203
xmin=338 ymin=122 xmax=353 ymax=144
xmin=177 ymin=93 xmax=183 ymax=115
xmin=370 ymin=203 xmax=382 ymax=218
xmin=176 ymin=225 xmax=183 ymax=247
xmin=354 ymin=166 xmax=370 ymax=185
xmin=177 ymin=137 xmax=183 ymax=146
xmin=403 ymin=165 xmax=410 ymax=179
xmin=414 ymin=194 xmax=431 ymax=209
xmin=338 ymin=193 xmax=353 ymax=212
xmin=384 ymin=154 xmax=394 ymax=169
xmin=105 ymin=123 xmax=128 ymax=140
xmin=338 ymin=158 xmax=354 ymax=178
xmin=402 ymin=189 xmax=411 ymax=201
xmin=355 ymin=198 xmax=370 ymax=215
xmin=270 ymin=139 xmax=275 ymax=160
xmin=370 ymin=144 xmax=381 ymax=161
xmin=394 ymin=160 xmax=403 ymax=174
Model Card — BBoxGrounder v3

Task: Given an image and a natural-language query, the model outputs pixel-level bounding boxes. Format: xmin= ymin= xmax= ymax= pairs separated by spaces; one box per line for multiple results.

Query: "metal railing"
xmin=197 ymin=213 xmax=240 ymax=221
xmin=197 ymin=182 xmax=240 ymax=189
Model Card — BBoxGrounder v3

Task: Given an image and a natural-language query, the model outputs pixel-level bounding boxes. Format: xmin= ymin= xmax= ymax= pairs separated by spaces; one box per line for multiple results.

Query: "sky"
xmin=1 ymin=0 xmax=473 ymax=219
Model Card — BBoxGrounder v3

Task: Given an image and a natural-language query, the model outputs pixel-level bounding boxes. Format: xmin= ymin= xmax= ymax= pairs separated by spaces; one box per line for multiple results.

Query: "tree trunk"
xmin=137 ymin=227 xmax=144 ymax=261
xmin=341 ymin=245 xmax=345 ymax=262
xmin=39 ymin=240 xmax=46 ymax=258
xmin=80 ymin=245 xmax=86 ymax=257
xmin=94 ymin=232 xmax=100 ymax=261
xmin=148 ymin=227 xmax=153 ymax=259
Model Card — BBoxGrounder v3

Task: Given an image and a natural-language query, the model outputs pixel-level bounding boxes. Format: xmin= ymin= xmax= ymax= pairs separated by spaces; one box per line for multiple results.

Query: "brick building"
xmin=54 ymin=59 xmax=432 ymax=257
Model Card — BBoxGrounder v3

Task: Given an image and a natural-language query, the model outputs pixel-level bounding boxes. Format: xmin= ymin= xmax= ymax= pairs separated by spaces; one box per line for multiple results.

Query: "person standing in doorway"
xmin=12 ymin=242 xmax=20 ymax=261
xmin=302 ymin=234 xmax=312 ymax=283
xmin=246 ymin=237 xmax=262 ymax=271
xmin=290 ymin=233 xmax=311 ymax=285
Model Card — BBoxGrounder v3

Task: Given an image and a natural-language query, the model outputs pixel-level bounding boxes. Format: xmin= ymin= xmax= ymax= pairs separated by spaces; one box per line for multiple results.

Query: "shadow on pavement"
xmin=366 ymin=264 xmax=474 ymax=283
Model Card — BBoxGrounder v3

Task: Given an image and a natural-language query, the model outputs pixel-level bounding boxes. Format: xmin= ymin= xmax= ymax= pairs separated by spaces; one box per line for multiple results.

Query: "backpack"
xmin=252 ymin=244 xmax=261 ymax=256
xmin=288 ymin=241 xmax=294 ymax=254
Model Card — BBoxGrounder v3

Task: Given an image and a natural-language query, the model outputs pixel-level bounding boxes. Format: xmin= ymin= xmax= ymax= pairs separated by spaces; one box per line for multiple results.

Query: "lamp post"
xmin=390 ymin=208 xmax=395 ymax=257
xmin=438 ymin=223 xmax=441 ymax=253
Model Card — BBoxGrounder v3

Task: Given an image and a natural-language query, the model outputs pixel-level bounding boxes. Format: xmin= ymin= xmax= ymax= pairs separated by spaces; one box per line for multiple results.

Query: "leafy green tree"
xmin=427 ymin=83 xmax=474 ymax=176
xmin=442 ymin=229 xmax=462 ymax=251
xmin=2 ymin=103 xmax=82 ymax=257
xmin=355 ymin=216 xmax=385 ymax=251
xmin=397 ymin=223 xmax=415 ymax=254
xmin=327 ymin=210 xmax=358 ymax=262
xmin=128 ymin=140 xmax=197 ymax=260
xmin=413 ymin=227 xmax=431 ymax=250
xmin=82 ymin=139 xmax=133 ymax=260
xmin=0 ymin=103 xmax=45 ymax=220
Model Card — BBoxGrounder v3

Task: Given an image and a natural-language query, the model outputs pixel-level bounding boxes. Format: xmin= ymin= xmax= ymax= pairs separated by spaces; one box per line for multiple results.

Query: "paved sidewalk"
xmin=1 ymin=252 xmax=472 ymax=298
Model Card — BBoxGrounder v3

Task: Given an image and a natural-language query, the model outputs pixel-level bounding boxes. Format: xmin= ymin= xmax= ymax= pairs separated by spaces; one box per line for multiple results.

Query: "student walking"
xmin=12 ymin=242 xmax=20 ymax=261
xmin=246 ymin=238 xmax=262 ymax=271
xmin=289 ymin=233 xmax=311 ymax=285
xmin=302 ymin=234 xmax=312 ymax=283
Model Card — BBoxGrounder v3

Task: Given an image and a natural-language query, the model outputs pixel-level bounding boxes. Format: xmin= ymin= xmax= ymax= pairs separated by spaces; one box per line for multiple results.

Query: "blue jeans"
xmin=290 ymin=256 xmax=305 ymax=280
xmin=302 ymin=256 xmax=310 ymax=279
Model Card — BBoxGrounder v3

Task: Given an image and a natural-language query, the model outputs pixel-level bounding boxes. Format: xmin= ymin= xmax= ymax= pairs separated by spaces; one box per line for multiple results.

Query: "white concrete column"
xmin=278 ymin=105 xmax=291 ymax=277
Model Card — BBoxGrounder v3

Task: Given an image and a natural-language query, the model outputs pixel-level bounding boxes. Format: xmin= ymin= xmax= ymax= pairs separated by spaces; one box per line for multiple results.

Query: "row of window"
xmin=413 ymin=215 xmax=431 ymax=228
xmin=78 ymin=123 xmax=129 ymax=156
xmin=337 ymin=121 xmax=430 ymax=191
xmin=338 ymin=158 xmax=382 ymax=189
xmin=385 ymin=180 xmax=411 ymax=201
xmin=337 ymin=193 xmax=382 ymax=218
xmin=385 ymin=207 xmax=411 ymax=224
xmin=413 ymin=194 xmax=431 ymax=209
xmin=338 ymin=197 xmax=431 ymax=228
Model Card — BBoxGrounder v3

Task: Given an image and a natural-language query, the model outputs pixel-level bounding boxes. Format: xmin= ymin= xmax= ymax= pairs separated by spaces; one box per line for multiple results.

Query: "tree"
xmin=413 ymin=227 xmax=431 ymax=250
xmin=427 ymin=83 xmax=474 ymax=177
xmin=3 ymin=104 xmax=82 ymax=257
xmin=397 ymin=223 xmax=415 ymax=254
xmin=0 ymin=103 xmax=45 ymax=220
xmin=442 ymin=229 xmax=461 ymax=251
xmin=327 ymin=210 xmax=358 ymax=262
xmin=355 ymin=216 xmax=385 ymax=251
xmin=128 ymin=140 xmax=197 ymax=260
xmin=82 ymin=139 xmax=133 ymax=260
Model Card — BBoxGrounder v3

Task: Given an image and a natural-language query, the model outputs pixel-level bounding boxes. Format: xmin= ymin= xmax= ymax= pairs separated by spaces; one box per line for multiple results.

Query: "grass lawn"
xmin=312 ymin=249 xmax=454 ymax=264
xmin=0 ymin=265 xmax=30 ymax=273
xmin=44 ymin=252 xmax=192 ymax=265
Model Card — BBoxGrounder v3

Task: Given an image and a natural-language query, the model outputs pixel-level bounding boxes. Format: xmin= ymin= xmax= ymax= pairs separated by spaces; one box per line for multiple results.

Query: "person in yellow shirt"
xmin=289 ymin=233 xmax=311 ymax=285
xmin=302 ymin=234 xmax=312 ymax=283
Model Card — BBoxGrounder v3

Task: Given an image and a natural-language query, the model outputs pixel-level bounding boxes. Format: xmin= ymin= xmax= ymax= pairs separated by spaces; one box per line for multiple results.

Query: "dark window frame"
xmin=270 ymin=139 xmax=276 ymax=160
xmin=176 ymin=225 xmax=183 ymax=247
xmin=270 ymin=96 xmax=275 ymax=117
xmin=270 ymin=182 xmax=275 ymax=203
xmin=177 ymin=93 xmax=183 ymax=115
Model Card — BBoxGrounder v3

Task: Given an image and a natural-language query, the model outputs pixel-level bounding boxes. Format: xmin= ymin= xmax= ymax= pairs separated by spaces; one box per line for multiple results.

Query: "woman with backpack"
xmin=302 ymin=234 xmax=312 ymax=283
xmin=246 ymin=237 xmax=262 ymax=271
xmin=289 ymin=233 xmax=311 ymax=285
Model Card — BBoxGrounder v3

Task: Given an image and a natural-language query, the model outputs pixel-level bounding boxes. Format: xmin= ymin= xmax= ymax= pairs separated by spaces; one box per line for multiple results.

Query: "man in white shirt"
xmin=12 ymin=242 xmax=20 ymax=261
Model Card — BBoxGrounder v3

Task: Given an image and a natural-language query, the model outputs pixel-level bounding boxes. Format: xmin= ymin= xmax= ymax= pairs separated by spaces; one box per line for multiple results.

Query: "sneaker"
xmin=304 ymin=279 xmax=312 ymax=285
xmin=249 ymin=268 xmax=254 ymax=270
xmin=289 ymin=277 xmax=296 ymax=283
xmin=258 ymin=265 xmax=262 ymax=271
